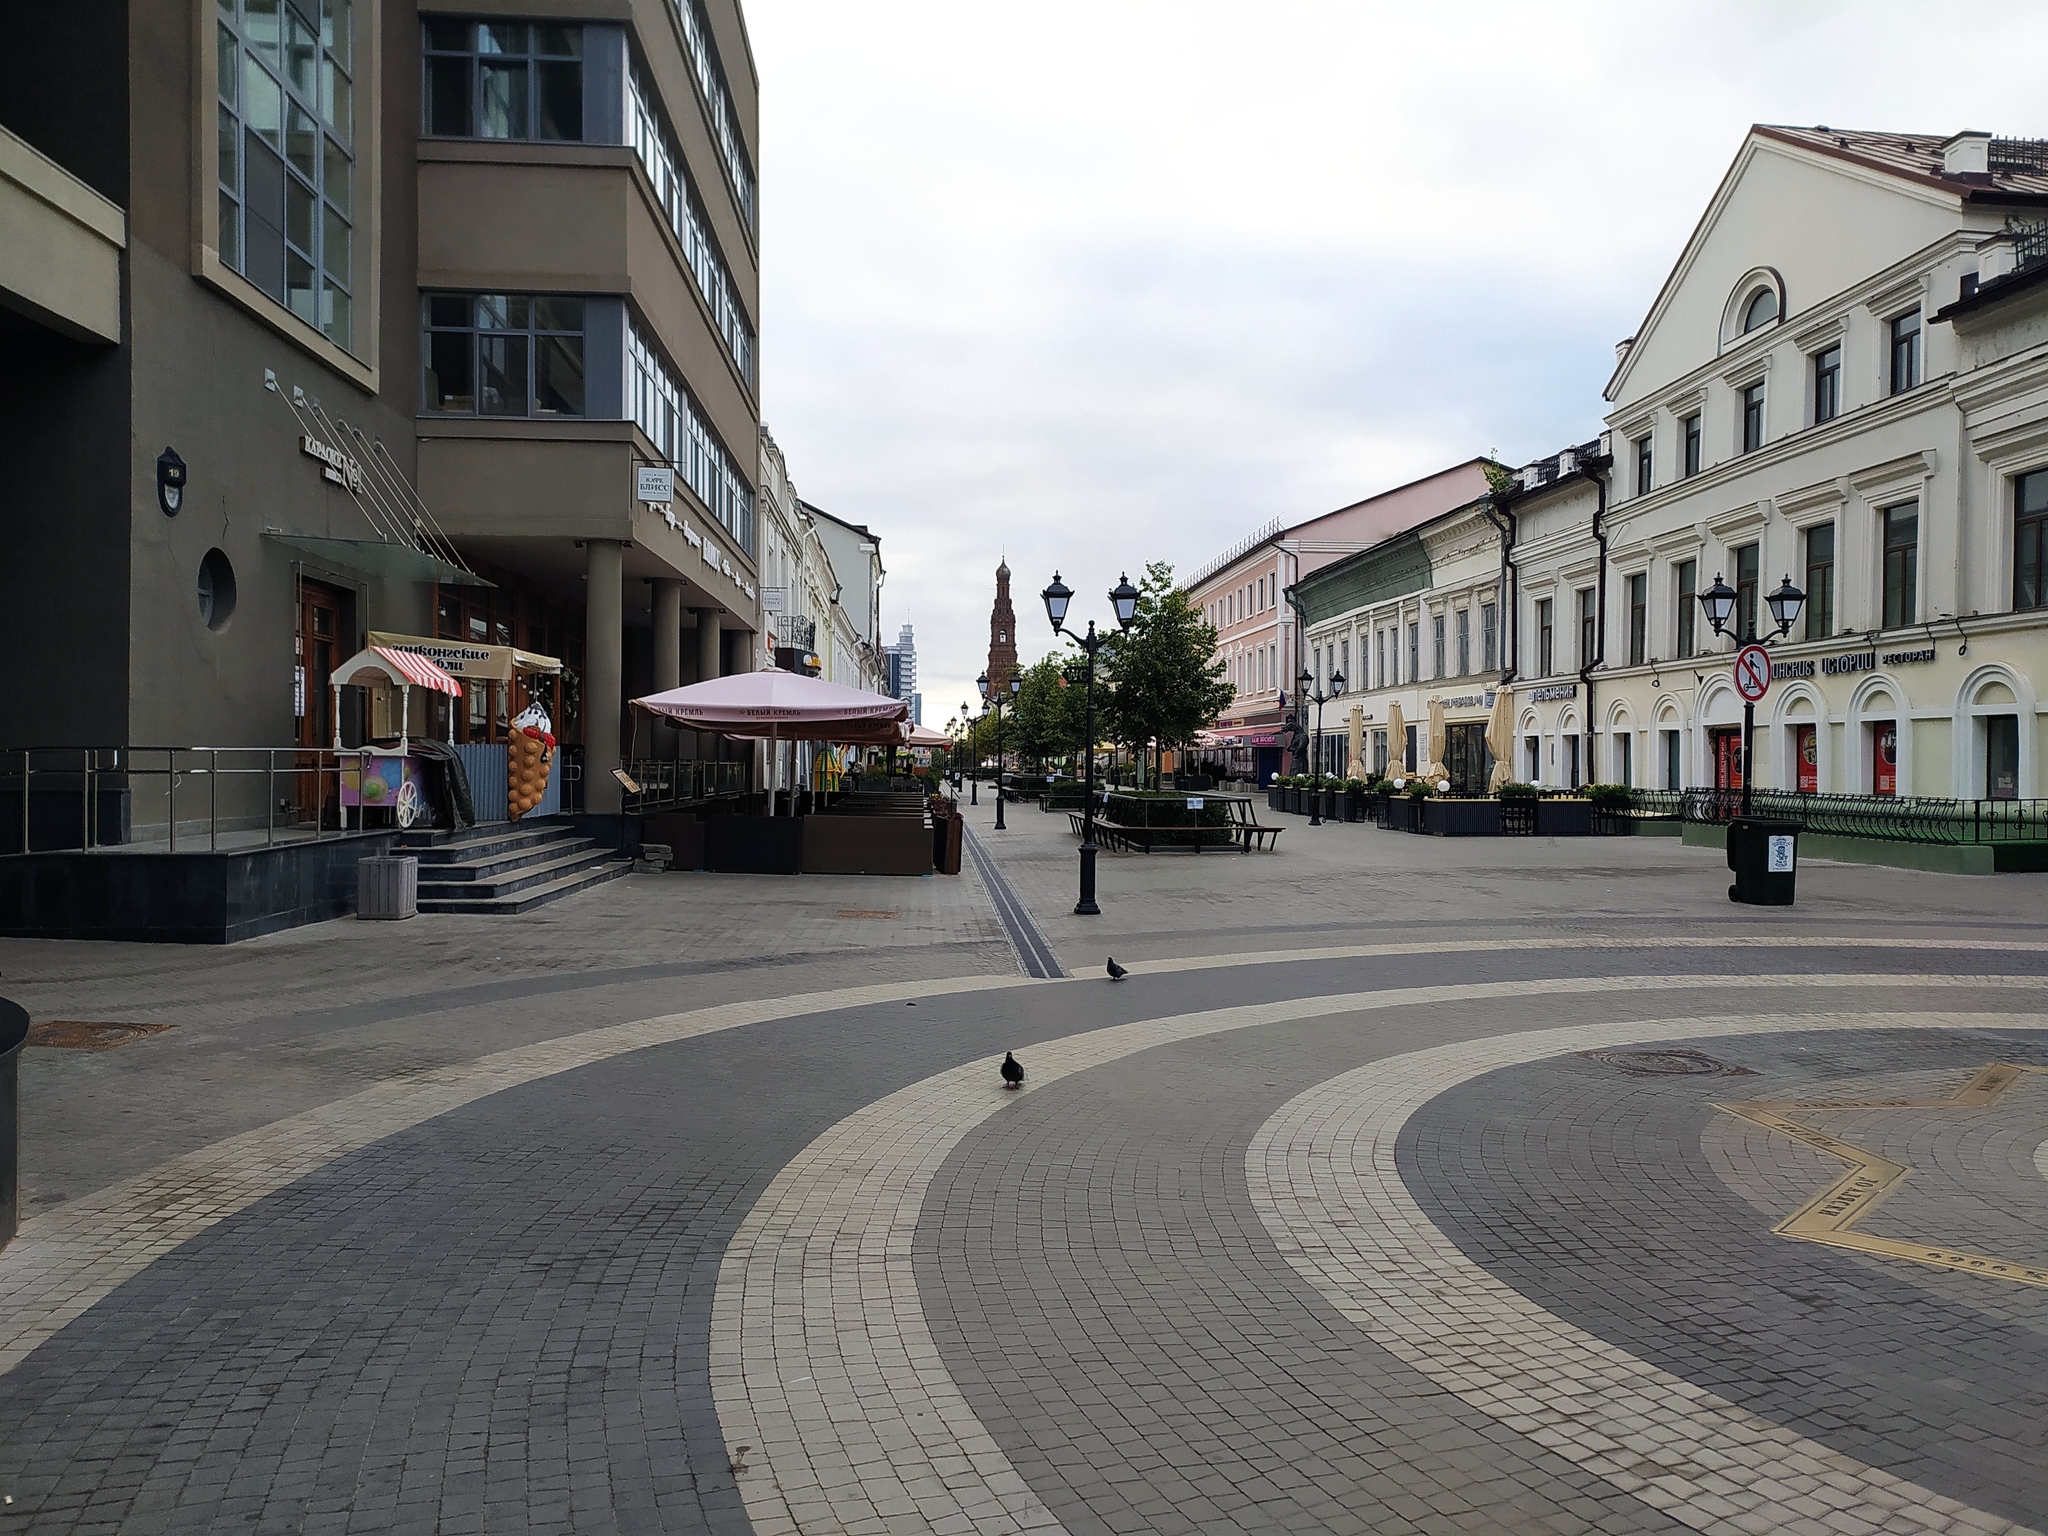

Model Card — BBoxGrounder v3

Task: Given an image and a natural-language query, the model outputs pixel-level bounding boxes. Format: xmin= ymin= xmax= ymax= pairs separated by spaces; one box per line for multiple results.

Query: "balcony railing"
xmin=776 ymin=613 xmax=816 ymax=650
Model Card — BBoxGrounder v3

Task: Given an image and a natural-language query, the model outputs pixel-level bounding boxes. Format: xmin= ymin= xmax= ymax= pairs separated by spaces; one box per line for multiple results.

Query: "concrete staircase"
xmin=397 ymin=820 xmax=630 ymax=914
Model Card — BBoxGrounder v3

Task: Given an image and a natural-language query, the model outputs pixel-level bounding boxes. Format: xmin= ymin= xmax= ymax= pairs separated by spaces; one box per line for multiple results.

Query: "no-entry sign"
xmin=1734 ymin=644 xmax=1771 ymax=703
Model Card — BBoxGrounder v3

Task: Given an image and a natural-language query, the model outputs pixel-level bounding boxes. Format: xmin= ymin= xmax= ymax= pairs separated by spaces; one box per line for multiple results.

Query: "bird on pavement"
xmin=1107 ymin=957 xmax=1128 ymax=981
xmin=1001 ymin=1052 xmax=1024 ymax=1089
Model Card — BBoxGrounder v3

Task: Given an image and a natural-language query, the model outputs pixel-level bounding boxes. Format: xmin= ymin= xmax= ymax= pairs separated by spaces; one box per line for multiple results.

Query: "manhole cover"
xmin=1579 ymin=1047 xmax=1754 ymax=1077
xmin=28 ymin=1021 xmax=171 ymax=1051
xmin=835 ymin=910 xmax=900 ymax=920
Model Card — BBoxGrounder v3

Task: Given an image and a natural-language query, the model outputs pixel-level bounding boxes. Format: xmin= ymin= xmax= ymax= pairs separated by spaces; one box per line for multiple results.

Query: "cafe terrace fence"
xmin=1675 ymin=788 xmax=2048 ymax=845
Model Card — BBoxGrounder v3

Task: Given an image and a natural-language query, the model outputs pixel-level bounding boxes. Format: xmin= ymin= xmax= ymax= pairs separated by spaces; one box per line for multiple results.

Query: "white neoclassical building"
xmin=1508 ymin=126 xmax=2048 ymax=801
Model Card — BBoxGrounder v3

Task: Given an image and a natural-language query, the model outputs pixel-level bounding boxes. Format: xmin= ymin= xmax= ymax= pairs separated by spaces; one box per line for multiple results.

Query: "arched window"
xmin=1741 ymin=287 xmax=1778 ymax=333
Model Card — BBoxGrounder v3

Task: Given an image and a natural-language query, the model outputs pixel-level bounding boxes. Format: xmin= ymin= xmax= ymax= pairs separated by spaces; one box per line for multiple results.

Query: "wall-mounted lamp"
xmin=156 ymin=447 xmax=187 ymax=517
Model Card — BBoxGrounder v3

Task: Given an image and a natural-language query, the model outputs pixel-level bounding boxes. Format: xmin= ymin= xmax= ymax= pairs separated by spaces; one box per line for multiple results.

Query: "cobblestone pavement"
xmin=1 ymin=798 xmax=2046 ymax=1532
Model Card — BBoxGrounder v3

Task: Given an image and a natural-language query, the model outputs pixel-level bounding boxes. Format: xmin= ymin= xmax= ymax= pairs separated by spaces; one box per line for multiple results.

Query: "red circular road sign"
xmin=1734 ymin=644 xmax=1771 ymax=703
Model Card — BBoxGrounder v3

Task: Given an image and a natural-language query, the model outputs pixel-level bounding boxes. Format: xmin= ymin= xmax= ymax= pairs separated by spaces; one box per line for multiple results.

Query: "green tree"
xmin=1008 ymin=654 xmax=1081 ymax=770
xmin=1103 ymin=561 xmax=1234 ymax=785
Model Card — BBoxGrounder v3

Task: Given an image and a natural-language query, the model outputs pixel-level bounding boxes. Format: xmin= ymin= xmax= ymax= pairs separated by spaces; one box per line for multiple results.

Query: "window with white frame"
xmin=663 ymin=0 xmax=755 ymax=229
xmin=217 ymin=0 xmax=356 ymax=346
xmin=629 ymin=319 xmax=754 ymax=553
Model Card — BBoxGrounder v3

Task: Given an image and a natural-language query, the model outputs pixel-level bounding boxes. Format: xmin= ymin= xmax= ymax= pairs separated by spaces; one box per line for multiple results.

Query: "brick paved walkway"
xmin=0 ymin=800 xmax=2045 ymax=1532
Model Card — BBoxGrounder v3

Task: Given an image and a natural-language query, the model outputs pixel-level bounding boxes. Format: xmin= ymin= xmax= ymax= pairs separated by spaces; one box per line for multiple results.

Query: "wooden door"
xmin=296 ymin=581 xmax=348 ymax=825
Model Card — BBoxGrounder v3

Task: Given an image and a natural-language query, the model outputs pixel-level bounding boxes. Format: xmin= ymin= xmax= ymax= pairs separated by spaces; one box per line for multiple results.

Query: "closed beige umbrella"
xmin=1485 ymin=686 xmax=1514 ymax=791
xmin=1425 ymin=696 xmax=1448 ymax=783
xmin=1347 ymin=705 xmax=1365 ymax=780
xmin=1385 ymin=700 xmax=1406 ymax=778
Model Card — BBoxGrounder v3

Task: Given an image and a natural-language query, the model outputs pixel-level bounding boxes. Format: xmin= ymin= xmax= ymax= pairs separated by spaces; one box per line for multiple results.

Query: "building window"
xmin=1577 ymin=588 xmax=1597 ymax=669
xmin=1803 ymin=523 xmax=1835 ymax=639
xmin=628 ymin=319 xmax=755 ymax=553
xmin=1627 ymin=573 xmax=1647 ymax=665
xmin=217 ymin=0 xmax=356 ymax=346
xmin=626 ymin=65 xmax=756 ymax=385
xmin=1733 ymin=542 xmax=1759 ymax=638
xmin=1662 ymin=728 xmax=1681 ymax=789
xmin=423 ymin=21 xmax=583 ymax=140
xmin=1525 ymin=734 xmax=1540 ymax=783
xmin=1882 ymin=503 xmax=1918 ymax=628
xmin=1481 ymin=602 xmax=1498 ymax=673
xmin=1376 ymin=629 xmax=1386 ymax=690
xmin=1741 ymin=287 xmax=1778 ymax=332
xmin=1889 ymin=309 xmax=1922 ymax=395
xmin=1432 ymin=615 xmax=1446 ymax=679
xmin=1813 ymin=344 xmax=1841 ymax=424
xmin=1682 ymin=413 xmax=1701 ymax=477
xmin=1407 ymin=622 xmax=1419 ymax=683
xmin=2016 ymin=469 xmax=2048 ymax=611
xmin=1634 ymin=434 xmax=1653 ymax=496
xmin=1536 ymin=598 xmax=1554 ymax=677
xmin=669 ymin=0 xmax=757 ymax=230
xmin=1675 ymin=559 xmax=1697 ymax=660
xmin=1339 ymin=639 xmax=1349 ymax=688
xmin=423 ymin=293 xmax=585 ymax=416
xmin=1615 ymin=732 xmax=1632 ymax=789
xmin=1741 ymin=382 xmax=1765 ymax=453
xmin=1455 ymin=609 xmax=1470 ymax=676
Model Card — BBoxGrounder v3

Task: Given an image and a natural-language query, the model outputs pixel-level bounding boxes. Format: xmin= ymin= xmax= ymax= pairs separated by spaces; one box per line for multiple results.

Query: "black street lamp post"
xmin=1041 ymin=569 xmax=1140 ymax=915
xmin=978 ymin=670 xmax=1021 ymax=830
xmin=1295 ymin=667 xmax=1345 ymax=825
xmin=1699 ymin=571 xmax=1805 ymax=816
xmin=959 ymin=700 xmax=978 ymax=804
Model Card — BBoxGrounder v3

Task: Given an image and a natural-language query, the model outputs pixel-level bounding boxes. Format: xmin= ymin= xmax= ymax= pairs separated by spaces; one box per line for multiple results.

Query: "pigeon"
xmin=1000 ymin=1052 xmax=1024 ymax=1090
xmin=1107 ymin=957 xmax=1128 ymax=981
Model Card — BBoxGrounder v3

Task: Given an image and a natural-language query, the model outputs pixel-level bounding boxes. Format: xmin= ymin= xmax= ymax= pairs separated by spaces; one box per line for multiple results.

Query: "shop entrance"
xmin=1444 ymin=722 xmax=1492 ymax=797
xmin=1710 ymin=726 xmax=1744 ymax=792
xmin=295 ymin=579 xmax=351 ymax=825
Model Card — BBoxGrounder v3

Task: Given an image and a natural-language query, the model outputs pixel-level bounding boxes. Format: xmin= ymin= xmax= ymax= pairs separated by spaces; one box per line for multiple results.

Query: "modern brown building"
xmin=1 ymin=0 xmax=763 ymax=833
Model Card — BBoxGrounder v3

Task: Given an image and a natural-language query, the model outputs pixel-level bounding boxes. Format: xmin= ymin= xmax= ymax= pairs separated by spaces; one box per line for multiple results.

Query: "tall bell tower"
xmin=987 ymin=559 xmax=1019 ymax=694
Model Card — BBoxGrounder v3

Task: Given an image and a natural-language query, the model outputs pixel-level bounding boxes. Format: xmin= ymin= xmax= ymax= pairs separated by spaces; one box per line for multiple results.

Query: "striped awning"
xmin=334 ymin=645 xmax=464 ymax=697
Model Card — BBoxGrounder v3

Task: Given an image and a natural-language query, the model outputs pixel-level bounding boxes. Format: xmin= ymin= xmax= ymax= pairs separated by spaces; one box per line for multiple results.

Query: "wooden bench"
xmin=1235 ymin=824 xmax=1284 ymax=852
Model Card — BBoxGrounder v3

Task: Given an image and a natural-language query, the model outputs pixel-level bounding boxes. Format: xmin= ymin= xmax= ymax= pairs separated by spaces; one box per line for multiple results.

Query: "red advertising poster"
xmin=1872 ymin=722 xmax=1897 ymax=796
xmin=1796 ymin=724 xmax=1818 ymax=793
xmin=1712 ymin=728 xmax=1743 ymax=791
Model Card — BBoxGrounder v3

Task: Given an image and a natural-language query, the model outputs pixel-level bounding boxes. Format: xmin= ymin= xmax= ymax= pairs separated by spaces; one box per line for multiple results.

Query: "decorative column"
xmin=585 ymin=539 xmax=624 ymax=814
xmin=653 ymin=579 xmax=683 ymax=761
xmin=695 ymin=607 xmax=723 ymax=766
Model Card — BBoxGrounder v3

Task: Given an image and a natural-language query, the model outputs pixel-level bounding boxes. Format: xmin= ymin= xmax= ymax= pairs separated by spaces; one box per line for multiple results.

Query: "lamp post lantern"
xmin=1296 ymin=666 xmax=1345 ymax=825
xmin=979 ymin=669 xmax=1019 ymax=830
xmin=1700 ymin=572 xmax=1804 ymax=816
xmin=960 ymin=700 xmax=978 ymax=803
xmin=1042 ymin=570 xmax=1139 ymax=915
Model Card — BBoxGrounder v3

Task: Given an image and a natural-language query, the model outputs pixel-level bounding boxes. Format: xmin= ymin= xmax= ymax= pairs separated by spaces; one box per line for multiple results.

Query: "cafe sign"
xmin=301 ymin=433 xmax=363 ymax=493
xmin=1772 ymin=645 xmax=1937 ymax=681
xmin=1528 ymin=683 xmax=1577 ymax=702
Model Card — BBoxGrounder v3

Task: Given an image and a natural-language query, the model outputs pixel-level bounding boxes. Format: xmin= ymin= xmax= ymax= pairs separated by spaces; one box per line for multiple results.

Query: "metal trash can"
xmin=358 ymin=854 xmax=419 ymax=920
xmin=1 ymin=997 xmax=27 ymax=1250
xmin=1726 ymin=818 xmax=1799 ymax=906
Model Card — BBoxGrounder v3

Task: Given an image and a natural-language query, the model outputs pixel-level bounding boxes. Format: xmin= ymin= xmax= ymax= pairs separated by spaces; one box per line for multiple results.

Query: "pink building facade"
xmin=1185 ymin=461 xmax=1493 ymax=780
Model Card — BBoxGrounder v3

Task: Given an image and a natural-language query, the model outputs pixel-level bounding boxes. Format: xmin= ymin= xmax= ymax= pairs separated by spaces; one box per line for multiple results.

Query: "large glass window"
xmin=1741 ymin=382 xmax=1766 ymax=453
xmin=1634 ymin=434 xmax=1653 ymax=496
xmin=1734 ymin=542 xmax=1759 ymax=638
xmin=629 ymin=319 xmax=755 ymax=553
xmin=666 ymin=0 xmax=756 ymax=230
xmin=1803 ymin=523 xmax=1835 ymax=639
xmin=423 ymin=21 xmax=584 ymax=141
xmin=423 ymin=294 xmax=586 ymax=416
xmin=1813 ymin=344 xmax=1841 ymax=424
xmin=1889 ymin=309 xmax=1922 ymax=395
xmin=217 ymin=0 xmax=355 ymax=346
xmin=2017 ymin=469 xmax=2048 ymax=611
xmin=1480 ymin=602 xmax=1497 ymax=673
xmin=1627 ymin=573 xmax=1647 ymax=665
xmin=1882 ymin=503 xmax=1918 ymax=628
xmin=1682 ymin=413 xmax=1701 ymax=477
xmin=1536 ymin=598 xmax=1554 ymax=676
xmin=1675 ymin=559 xmax=1697 ymax=660
xmin=626 ymin=66 xmax=756 ymax=386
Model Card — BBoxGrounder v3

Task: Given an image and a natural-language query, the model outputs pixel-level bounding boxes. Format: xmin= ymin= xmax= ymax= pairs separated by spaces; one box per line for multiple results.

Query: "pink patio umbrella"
xmin=632 ymin=670 xmax=910 ymax=813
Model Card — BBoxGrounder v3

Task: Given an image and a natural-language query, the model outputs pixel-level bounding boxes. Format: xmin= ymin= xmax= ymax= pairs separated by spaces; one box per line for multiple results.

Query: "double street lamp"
xmin=958 ymin=700 xmax=980 ymax=803
xmin=1295 ymin=667 xmax=1345 ymax=825
xmin=1041 ymin=569 xmax=1140 ymax=915
xmin=977 ymin=668 xmax=1022 ymax=831
xmin=1698 ymin=570 xmax=1805 ymax=816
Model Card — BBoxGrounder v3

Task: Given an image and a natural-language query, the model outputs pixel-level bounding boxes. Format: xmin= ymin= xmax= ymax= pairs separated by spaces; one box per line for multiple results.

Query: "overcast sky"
xmin=746 ymin=0 xmax=2042 ymax=723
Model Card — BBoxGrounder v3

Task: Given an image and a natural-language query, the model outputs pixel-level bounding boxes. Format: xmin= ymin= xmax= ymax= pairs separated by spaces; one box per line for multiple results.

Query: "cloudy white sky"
xmin=745 ymin=1 xmax=2043 ymax=722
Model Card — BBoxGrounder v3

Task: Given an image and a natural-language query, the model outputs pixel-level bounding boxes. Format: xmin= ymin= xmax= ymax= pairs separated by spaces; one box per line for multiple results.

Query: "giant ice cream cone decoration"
xmin=509 ymin=700 xmax=556 ymax=820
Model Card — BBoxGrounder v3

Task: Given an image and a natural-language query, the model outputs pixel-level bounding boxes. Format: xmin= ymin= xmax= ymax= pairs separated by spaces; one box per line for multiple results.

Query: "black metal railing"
xmin=621 ymin=758 xmax=748 ymax=813
xmin=777 ymin=613 xmax=817 ymax=650
xmin=1679 ymin=788 xmax=2048 ymax=845
xmin=1991 ymin=138 xmax=2048 ymax=176
xmin=2011 ymin=217 xmax=2048 ymax=274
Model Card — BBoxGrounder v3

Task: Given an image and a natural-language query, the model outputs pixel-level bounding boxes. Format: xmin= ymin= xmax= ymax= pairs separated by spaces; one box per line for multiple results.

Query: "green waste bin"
xmin=1726 ymin=818 xmax=1799 ymax=905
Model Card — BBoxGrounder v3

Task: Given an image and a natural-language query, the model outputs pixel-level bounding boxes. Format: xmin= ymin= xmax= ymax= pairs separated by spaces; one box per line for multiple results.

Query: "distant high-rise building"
xmin=884 ymin=622 xmax=917 ymax=706
xmin=910 ymin=692 xmax=923 ymax=725
xmin=987 ymin=561 xmax=1018 ymax=694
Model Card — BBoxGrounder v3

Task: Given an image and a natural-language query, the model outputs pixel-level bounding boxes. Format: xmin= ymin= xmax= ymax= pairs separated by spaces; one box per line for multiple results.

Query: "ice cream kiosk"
xmin=331 ymin=645 xmax=463 ymax=828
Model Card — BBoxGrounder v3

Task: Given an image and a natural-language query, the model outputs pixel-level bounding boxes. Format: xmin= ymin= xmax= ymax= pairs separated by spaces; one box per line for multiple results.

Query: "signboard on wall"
xmin=1872 ymin=722 xmax=1898 ymax=796
xmin=1796 ymin=724 xmax=1818 ymax=793
xmin=636 ymin=467 xmax=674 ymax=504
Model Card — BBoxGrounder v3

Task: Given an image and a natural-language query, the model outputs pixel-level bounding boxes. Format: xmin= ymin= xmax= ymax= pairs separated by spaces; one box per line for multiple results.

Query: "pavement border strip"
xmin=706 ymin=974 xmax=2044 ymax=1536
xmin=1246 ymin=1010 xmax=2048 ymax=1536
xmin=961 ymin=824 xmax=1066 ymax=979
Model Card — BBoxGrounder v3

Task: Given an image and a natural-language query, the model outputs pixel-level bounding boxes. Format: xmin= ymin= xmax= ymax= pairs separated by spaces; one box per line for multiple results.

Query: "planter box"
xmin=1420 ymin=799 xmax=1503 ymax=837
xmin=641 ymin=812 xmax=706 ymax=870
xmin=1538 ymin=799 xmax=1593 ymax=837
xmin=704 ymin=815 xmax=804 ymax=874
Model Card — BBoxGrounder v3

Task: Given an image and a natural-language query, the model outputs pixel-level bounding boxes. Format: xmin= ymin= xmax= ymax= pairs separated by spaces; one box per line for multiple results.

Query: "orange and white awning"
xmin=334 ymin=645 xmax=464 ymax=697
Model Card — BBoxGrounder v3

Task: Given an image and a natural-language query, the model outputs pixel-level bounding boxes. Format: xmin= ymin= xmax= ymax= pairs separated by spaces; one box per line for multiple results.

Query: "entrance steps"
xmin=397 ymin=819 xmax=629 ymax=914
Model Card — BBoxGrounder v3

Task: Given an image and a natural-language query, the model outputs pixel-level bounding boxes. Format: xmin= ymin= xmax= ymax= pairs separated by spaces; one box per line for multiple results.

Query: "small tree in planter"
xmin=1585 ymin=782 xmax=1634 ymax=835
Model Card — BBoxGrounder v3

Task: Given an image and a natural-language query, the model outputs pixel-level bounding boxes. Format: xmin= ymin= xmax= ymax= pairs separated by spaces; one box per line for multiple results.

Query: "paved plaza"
xmin=3 ymin=805 xmax=2047 ymax=1534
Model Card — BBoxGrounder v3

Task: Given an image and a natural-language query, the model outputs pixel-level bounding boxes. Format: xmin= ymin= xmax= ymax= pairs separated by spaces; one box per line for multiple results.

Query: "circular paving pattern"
xmin=2 ymin=941 xmax=2047 ymax=1534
